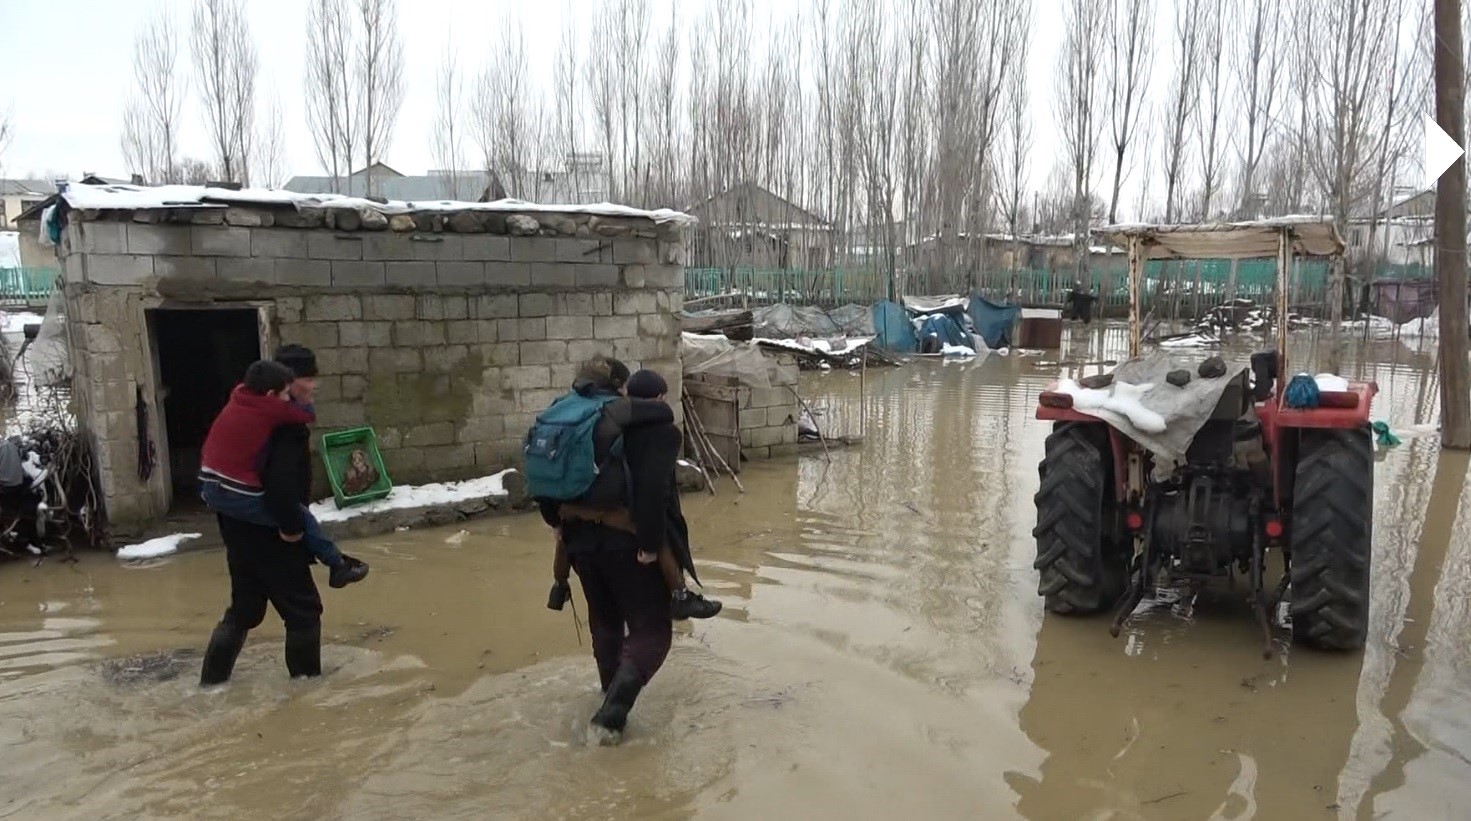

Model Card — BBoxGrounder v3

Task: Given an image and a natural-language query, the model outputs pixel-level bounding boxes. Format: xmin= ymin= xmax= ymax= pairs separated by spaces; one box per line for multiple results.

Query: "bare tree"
xmin=121 ymin=10 xmax=186 ymax=184
xmin=1194 ymin=0 xmax=1230 ymax=219
xmin=1234 ymin=0 xmax=1287 ymax=216
xmin=553 ymin=15 xmax=583 ymax=201
xmin=304 ymin=0 xmax=351 ymax=190
xmin=997 ymin=45 xmax=1033 ymax=294
xmin=1299 ymin=0 xmax=1420 ymax=368
xmin=1054 ymin=0 xmax=1111 ymax=279
xmin=1105 ymin=0 xmax=1154 ymax=224
xmin=0 ymin=106 xmax=12 ymax=176
xmin=473 ymin=19 xmax=551 ymax=200
xmin=645 ymin=9 xmax=681 ymax=207
xmin=1158 ymin=0 xmax=1205 ymax=222
xmin=257 ymin=92 xmax=287 ymax=188
xmin=431 ymin=43 xmax=465 ymax=197
xmin=179 ymin=157 xmax=218 ymax=185
xmin=358 ymin=0 xmax=405 ymax=197
xmin=191 ymin=0 xmax=258 ymax=185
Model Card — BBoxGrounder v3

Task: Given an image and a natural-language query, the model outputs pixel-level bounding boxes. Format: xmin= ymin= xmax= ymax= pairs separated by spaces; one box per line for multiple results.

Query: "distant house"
xmin=685 ymin=182 xmax=834 ymax=269
xmin=283 ymin=155 xmax=612 ymax=205
xmin=1 ymin=179 xmax=59 ymax=231
xmin=1347 ymin=188 xmax=1434 ymax=268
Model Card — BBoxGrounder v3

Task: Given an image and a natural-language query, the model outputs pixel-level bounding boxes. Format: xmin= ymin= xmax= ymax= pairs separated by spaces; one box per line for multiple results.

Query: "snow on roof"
xmin=1097 ymin=216 xmax=1344 ymax=260
xmin=59 ymin=182 xmax=696 ymax=225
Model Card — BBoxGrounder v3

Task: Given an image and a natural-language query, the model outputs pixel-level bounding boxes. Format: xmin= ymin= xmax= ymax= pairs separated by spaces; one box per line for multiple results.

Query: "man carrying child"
xmin=530 ymin=357 xmax=719 ymax=742
xmin=199 ymin=345 xmax=366 ymax=686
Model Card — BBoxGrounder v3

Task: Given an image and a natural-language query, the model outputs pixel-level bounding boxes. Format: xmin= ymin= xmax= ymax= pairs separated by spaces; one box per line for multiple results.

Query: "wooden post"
xmin=1435 ymin=0 xmax=1471 ymax=448
xmin=1127 ymin=235 xmax=1143 ymax=358
xmin=1276 ymin=228 xmax=1291 ymax=388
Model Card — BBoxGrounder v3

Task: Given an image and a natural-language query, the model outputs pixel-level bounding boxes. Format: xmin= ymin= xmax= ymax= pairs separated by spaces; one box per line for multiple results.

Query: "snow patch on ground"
xmin=1 ymin=311 xmax=45 ymax=334
xmin=117 ymin=533 xmax=202 ymax=560
xmin=1399 ymin=314 xmax=1440 ymax=339
xmin=1056 ymin=379 xmax=1168 ymax=433
xmin=309 ymin=469 xmax=515 ymax=523
xmin=940 ymin=343 xmax=976 ymax=358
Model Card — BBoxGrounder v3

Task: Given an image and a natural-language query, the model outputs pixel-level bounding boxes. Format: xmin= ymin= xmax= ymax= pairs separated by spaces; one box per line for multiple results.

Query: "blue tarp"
xmin=871 ymin=300 xmax=918 ymax=352
xmin=916 ymin=313 xmax=970 ymax=350
xmin=969 ymin=295 xmax=1020 ymax=349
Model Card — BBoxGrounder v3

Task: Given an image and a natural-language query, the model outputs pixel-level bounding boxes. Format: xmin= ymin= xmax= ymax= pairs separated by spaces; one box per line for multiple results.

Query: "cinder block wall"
xmin=738 ymin=353 xmax=800 ymax=459
xmin=57 ymin=204 xmax=686 ymax=535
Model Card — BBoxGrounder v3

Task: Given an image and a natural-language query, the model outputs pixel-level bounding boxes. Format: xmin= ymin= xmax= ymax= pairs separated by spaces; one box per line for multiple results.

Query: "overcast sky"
xmin=1 ymin=0 xmax=1186 ymax=215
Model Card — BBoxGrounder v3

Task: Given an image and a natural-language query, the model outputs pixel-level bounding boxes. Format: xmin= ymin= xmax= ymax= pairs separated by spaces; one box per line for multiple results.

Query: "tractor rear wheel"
xmin=1289 ymin=428 xmax=1374 ymax=650
xmin=1033 ymin=423 xmax=1125 ymax=614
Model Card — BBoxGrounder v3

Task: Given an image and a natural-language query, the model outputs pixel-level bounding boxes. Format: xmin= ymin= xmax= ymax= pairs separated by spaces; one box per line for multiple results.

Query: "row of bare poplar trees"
xmin=421 ymin=0 xmax=1434 ymax=288
xmin=119 ymin=0 xmax=403 ymax=194
xmin=112 ymin=0 xmax=1432 ymax=283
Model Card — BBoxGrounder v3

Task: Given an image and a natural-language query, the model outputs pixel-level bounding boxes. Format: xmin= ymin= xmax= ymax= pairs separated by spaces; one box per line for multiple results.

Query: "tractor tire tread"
xmin=1289 ymin=428 xmax=1373 ymax=651
xmin=1033 ymin=423 xmax=1123 ymax=615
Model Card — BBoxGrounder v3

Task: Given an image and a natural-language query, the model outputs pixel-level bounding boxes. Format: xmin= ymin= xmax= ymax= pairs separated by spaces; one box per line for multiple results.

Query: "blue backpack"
xmin=523 ymin=391 xmax=624 ymax=502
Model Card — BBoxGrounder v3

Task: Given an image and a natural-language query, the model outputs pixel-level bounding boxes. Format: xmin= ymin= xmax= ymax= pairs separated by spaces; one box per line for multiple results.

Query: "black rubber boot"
xmin=671 ymin=590 xmax=722 ymax=620
xmin=589 ymin=663 xmax=644 ymax=742
xmin=547 ymin=579 xmax=572 ymax=611
xmin=199 ymin=622 xmax=247 ymax=686
xmin=284 ymin=624 xmax=322 ymax=679
xmin=329 ymin=555 xmax=369 ymax=589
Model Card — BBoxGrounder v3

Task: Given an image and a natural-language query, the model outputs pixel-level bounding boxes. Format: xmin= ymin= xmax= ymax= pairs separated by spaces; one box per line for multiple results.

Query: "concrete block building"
xmin=46 ymin=183 xmax=692 ymax=535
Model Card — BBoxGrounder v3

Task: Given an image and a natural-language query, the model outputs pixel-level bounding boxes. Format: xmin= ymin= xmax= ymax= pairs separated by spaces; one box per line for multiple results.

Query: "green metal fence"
xmin=685 ymin=260 xmax=1335 ymax=318
xmin=0 ymin=267 xmax=60 ymax=305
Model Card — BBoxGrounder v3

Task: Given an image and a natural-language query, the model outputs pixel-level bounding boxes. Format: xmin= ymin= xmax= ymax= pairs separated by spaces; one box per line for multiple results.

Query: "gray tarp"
xmin=751 ymin=303 xmax=874 ymax=338
xmin=1065 ymin=350 xmax=1249 ymax=477
xmin=681 ymin=333 xmax=773 ymax=388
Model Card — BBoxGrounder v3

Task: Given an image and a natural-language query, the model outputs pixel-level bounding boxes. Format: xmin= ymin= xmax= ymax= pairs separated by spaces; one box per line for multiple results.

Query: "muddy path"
xmin=0 ymin=326 xmax=1466 ymax=820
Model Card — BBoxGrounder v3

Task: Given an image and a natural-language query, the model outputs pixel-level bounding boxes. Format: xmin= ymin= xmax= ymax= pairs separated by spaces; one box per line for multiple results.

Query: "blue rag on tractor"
xmin=1283 ymin=374 xmax=1320 ymax=409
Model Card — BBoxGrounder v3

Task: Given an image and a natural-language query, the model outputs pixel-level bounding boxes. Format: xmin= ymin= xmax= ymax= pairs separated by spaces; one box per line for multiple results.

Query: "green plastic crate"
xmin=320 ymin=427 xmax=393 ymax=509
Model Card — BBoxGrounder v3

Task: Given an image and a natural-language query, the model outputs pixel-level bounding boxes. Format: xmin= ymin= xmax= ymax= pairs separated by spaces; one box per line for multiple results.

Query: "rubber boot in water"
xmin=284 ymin=624 xmax=322 ymax=678
xmin=589 ymin=663 xmax=644 ymax=743
xmin=199 ymin=622 xmax=247 ymax=686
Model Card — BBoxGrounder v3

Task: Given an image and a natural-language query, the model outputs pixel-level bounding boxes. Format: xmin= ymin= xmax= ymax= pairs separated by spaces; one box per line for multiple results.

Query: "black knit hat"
xmin=626 ymin=369 xmax=668 ymax=399
xmin=274 ymin=344 xmax=319 ymax=378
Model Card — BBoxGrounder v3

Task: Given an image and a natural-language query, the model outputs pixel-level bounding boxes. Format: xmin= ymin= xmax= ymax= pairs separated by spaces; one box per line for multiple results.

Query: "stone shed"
xmin=47 ymin=182 xmax=690 ymax=536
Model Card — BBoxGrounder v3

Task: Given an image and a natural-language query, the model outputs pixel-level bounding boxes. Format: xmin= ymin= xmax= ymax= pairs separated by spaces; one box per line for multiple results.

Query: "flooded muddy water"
xmin=1 ymin=325 xmax=1468 ymax=820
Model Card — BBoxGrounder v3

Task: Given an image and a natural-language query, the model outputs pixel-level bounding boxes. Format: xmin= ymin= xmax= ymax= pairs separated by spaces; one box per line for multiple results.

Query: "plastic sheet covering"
xmin=681 ymin=333 xmax=773 ymax=388
xmin=902 ymin=294 xmax=968 ymax=315
xmin=969 ymin=296 xmax=1020 ymax=349
xmin=27 ymin=289 xmax=71 ymax=385
xmin=751 ymin=303 xmax=874 ymax=338
xmin=915 ymin=313 xmax=970 ymax=349
xmin=871 ymin=300 xmax=918 ymax=352
xmin=1055 ymin=350 xmax=1248 ymax=477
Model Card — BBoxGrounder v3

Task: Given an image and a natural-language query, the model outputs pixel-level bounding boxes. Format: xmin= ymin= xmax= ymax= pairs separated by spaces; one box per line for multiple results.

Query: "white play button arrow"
xmin=1425 ymin=114 xmax=1465 ymax=187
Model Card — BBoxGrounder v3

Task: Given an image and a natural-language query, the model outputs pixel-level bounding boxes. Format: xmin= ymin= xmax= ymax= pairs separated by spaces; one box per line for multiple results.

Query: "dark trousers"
xmin=566 ymin=524 xmax=673 ymax=691
xmin=201 ymin=515 xmax=323 ymax=683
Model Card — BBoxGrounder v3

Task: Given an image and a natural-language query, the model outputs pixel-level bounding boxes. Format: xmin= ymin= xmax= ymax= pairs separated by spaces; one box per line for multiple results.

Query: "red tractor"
xmin=1033 ymin=220 xmax=1376 ymax=652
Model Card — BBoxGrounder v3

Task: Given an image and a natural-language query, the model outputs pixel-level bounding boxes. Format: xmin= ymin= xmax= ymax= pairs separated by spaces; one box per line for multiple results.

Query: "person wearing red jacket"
xmin=198 ymin=359 xmax=368 ymax=589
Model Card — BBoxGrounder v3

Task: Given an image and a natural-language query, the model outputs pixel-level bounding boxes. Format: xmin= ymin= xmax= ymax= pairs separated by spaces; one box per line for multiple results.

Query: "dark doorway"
xmin=149 ymin=308 xmax=260 ymax=507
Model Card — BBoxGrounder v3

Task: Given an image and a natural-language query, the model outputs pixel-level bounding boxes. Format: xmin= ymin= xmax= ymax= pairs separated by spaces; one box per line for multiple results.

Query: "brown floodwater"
xmin=0 ymin=325 xmax=1467 ymax=820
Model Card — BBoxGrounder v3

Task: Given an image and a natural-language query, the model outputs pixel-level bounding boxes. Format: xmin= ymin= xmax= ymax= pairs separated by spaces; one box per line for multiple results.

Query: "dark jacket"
xmin=539 ymin=392 xmax=678 ymax=555
xmin=261 ymin=423 xmax=312 ymax=536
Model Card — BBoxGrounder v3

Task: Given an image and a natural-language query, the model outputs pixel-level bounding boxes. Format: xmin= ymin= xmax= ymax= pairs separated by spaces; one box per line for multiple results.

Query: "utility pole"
xmin=1434 ymin=0 xmax=1471 ymax=448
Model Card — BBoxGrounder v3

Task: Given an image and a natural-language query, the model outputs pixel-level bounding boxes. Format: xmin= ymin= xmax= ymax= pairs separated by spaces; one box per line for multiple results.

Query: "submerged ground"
xmin=0 ymin=324 xmax=1466 ymax=820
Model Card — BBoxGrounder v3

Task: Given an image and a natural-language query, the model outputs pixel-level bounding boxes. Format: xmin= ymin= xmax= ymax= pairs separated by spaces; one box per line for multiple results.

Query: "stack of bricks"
xmin=738 ymin=353 xmax=800 ymax=460
xmin=55 ymin=200 xmax=688 ymax=535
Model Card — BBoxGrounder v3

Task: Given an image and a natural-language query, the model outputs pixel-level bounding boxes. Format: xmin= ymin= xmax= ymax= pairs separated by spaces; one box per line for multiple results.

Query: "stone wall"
xmin=56 ymin=202 xmax=686 ymax=535
xmin=738 ymin=354 xmax=800 ymax=459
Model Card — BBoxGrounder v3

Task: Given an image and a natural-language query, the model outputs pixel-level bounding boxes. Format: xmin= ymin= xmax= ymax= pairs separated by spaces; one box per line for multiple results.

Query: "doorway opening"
xmin=148 ymin=308 xmax=262 ymax=508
